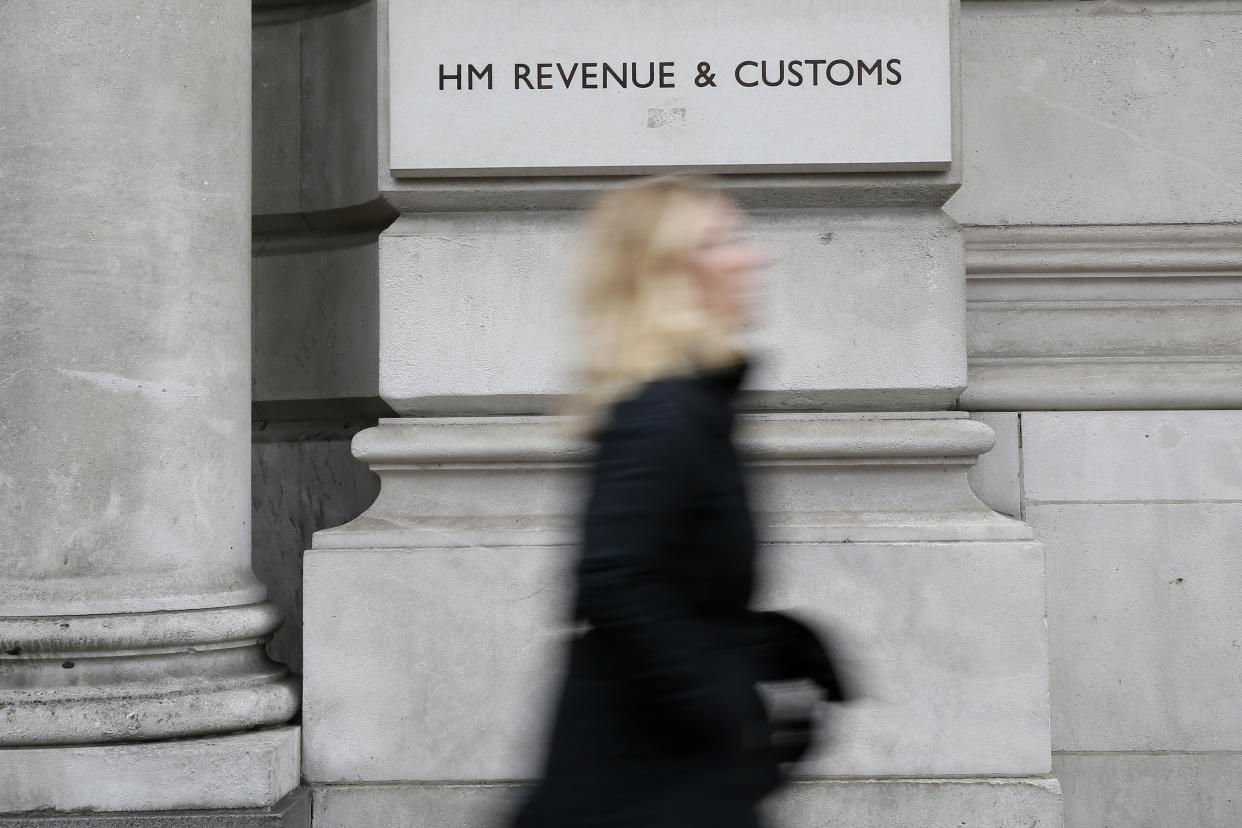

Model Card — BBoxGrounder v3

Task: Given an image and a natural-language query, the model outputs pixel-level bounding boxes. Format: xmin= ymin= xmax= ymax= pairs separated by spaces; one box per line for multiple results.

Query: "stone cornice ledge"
xmin=963 ymin=224 xmax=1242 ymax=410
xmin=313 ymin=413 xmax=1032 ymax=549
xmin=349 ymin=412 xmax=993 ymax=467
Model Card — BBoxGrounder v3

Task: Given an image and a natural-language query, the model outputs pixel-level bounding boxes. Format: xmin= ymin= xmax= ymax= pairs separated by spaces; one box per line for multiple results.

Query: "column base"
xmin=0 ymin=788 xmax=309 ymax=828
xmin=0 ymin=727 xmax=300 ymax=814
xmin=309 ymin=778 xmax=1062 ymax=827
xmin=0 ymin=604 xmax=299 ymax=746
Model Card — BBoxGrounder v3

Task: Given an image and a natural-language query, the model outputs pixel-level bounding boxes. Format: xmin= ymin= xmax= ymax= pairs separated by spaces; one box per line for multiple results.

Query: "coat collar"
xmin=692 ymin=356 xmax=750 ymax=400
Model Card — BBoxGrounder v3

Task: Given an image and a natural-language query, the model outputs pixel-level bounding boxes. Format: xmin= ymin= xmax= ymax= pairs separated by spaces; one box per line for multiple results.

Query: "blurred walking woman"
xmin=512 ymin=176 xmax=847 ymax=828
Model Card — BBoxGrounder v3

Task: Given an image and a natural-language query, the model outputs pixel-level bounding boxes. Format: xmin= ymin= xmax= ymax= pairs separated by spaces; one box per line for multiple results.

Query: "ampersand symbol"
xmin=695 ymin=62 xmax=717 ymax=88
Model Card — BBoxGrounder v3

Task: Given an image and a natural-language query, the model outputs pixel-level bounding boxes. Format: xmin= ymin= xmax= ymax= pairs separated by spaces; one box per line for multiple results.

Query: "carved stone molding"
xmin=963 ymin=224 xmax=1242 ymax=410
xmin=312 ymin=412 xmax=1030 ymax=551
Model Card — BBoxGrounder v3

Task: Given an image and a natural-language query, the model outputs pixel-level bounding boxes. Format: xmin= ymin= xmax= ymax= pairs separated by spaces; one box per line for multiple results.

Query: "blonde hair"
xmin=565 ymin=175 xmax=747 ymax=435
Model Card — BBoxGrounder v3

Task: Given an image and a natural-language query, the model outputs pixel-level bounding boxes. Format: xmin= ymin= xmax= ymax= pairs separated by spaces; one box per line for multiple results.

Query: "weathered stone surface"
xmin=967 ymin=412 xmax=1021 ymax=518
xmin=0 ymin=0 xmax=260 ymax=616
xmin=314 ymin=414 xmax=1027 ymax=553
xmin=1031 ymin=502 xmax=1242 ymax=751
xmin=1022 ymin=411 xmax=1242 ymax=503
xmin=962 ymin=224 xmax=1242 ymax=411
xmin=948 ymin=2 xmax=1242 ymax=225
xmin=309 ymin=778 xmax=1063 ymax=828
xmin=252 ymin=423 xmax=380 ymax=672
xmin=303 ymin=540 xmax=1049 ymax=781
xmin=0 ymin=728 xmax=300 ymax=813
xmin=252 ymin=242 xmax=380 ymax=403
xmin=252 ymin=19 xmax=301 ymax=217
xmin=0 ymin=789 xmax=309 ymax=827
xmin=378 ymin=209 xmax=965 ymax=413
xmin=300 ymin=1 xmax=378 ymax=212
xmin=1055 ymin=753 xmax=1242 ymax=828
xmin=387 ymin=0 xmax=952 ymax=176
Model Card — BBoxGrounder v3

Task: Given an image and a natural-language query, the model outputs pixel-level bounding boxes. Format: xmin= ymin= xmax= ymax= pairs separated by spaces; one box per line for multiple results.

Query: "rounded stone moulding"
xmin=313 ymin=412 xmax=1032 ymax=550
xmin=0 ymin=603 xmax=299 ymax=746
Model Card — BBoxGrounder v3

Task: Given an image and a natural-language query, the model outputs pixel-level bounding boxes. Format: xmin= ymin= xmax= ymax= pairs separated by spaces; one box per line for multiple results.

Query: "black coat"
xmin=513 ymin=359 xmax=846 ymax=828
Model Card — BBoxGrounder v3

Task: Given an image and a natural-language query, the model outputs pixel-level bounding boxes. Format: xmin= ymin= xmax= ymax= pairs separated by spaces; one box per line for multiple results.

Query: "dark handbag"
xmin=748 ymin=610 xmax=856 ymax=767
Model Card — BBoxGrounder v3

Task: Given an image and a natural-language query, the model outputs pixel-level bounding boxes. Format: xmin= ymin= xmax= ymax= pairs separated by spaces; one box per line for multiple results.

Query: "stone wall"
xmin=250 ymin=0 xmax=391 ymax=673
xmin=244 ymin=1 xmax=1242 ymax=826
xmin=955 ymin=3 xmax=1242 ymax=826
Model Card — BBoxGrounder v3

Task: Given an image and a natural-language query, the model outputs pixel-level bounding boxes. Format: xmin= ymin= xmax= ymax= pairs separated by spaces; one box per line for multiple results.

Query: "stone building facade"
xmin=2 ymin=1 xmax=1239 ymax=827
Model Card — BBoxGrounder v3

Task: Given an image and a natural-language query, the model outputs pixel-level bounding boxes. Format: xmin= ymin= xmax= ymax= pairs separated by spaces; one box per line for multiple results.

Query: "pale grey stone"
xmin=969 ymin=303 xmax=1242 ymax=363
xmin=963 ymin=362 xmax=1242 ymax=412
xmin=378 ymin=210 xmax=965 ymax=414
xmin=947 ymin=3 xmax=1242 ymax=225
xmin=387 ymin=1 xmax=951 ymax=176
xmin=0 ymin=789 xmax=309 ymax=827
xmin=0 ymin=728 xmax=300 ymax=812
xmin=1055 ymin=753 xmax=1242 ymax=828
xmin=0 ymin=602 xmax=298 ymax=746
xmin=0 ymin=0 xmax=297 ymax=761
xmin=308 ymin=778 xmax=1063 ymax=828
xmin=373 ymin=0 xmax=962 ymax=212
xmin=314 ymin=414 xmax=1028 ymax=553
xmin=252 ymin=242 xmax=380 ymax=403
xmin=967 ymin=412 xmax=1022 ymax=518
xmin=303 ymin=540 xmax=1050 ymax=782
xmin=770 ymin=777 xmax=1063 ymax=827
xmin=311 ymin=783 xmax=526 ymax=828
xmin=0 ymin=0 xmax=260 ymax=616
xmin=1022 ymin=412 xmax=1242 ymax=503
xmin=962 ymin=225 xmax=1242 ymax=410
xmin=1031 ymin=503 xmax=1242 ymax=751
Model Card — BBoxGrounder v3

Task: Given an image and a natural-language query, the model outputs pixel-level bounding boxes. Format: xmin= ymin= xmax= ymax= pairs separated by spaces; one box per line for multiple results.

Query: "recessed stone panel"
xmin=378 ymin=209 xmax=965 ymax=413
xmin=1055 ymin=753 xmax=1242 ymax=828
xmin=1022 ymin=412 xmax=1242 ymax=503
xmin=303 ymin=541 xmax=1050 ymax=782
xmin=948 ymin=4 xmax=1242 ymax=225
xmin=1032 ymin=503 xmax=1242 ymax=751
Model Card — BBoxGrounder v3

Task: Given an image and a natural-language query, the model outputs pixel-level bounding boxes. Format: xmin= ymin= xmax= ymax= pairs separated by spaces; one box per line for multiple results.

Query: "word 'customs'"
xmin=389 ymin=0 xmax=952 ymax=177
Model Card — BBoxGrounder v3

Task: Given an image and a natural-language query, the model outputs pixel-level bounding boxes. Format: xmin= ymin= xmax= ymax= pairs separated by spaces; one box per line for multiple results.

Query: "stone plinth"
xmin=305 ymin=414 xmax=1053 ymax=797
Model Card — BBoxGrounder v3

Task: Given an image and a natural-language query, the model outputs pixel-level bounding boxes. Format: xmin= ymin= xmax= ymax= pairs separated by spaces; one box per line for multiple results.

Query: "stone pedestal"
xmin=304 ymin=414 xmax=1059 ymax=825
xmin=0 ymin=0 xmax=299 ymax=815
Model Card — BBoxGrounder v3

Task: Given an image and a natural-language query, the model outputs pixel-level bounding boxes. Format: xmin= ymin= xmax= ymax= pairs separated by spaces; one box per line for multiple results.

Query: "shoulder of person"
xmin=600 ymin=376 xmax=701 ymax=442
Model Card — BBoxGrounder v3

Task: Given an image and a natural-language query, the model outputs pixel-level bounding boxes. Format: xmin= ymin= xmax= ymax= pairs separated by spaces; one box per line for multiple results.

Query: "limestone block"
xmin=1055 ymin=753 xmax=1242 ymax=828
xmin=302 ymin=540 xmax=1050 ymax=782
xmin=252 ymin=19 xmax=302 ymax=217
xmin=1022 ymin=411 xmax=1242 ymax=503
xmin=374 ymin=0 xmax=962 ymax=212
xmin=309 ymin=778 xmax=1063 ymax=828
xmin=948 ymin=3 xmax=1242 ymax=225
xmin=251 ymin=423 xmax=380 ymax=672
xmin=961 ymin=224 xmax=1242 ymax=410
xmin=1031 ymin=503 xmax=1242 ymax=751
xmin=0 ymin=727 xmax=300 ymax=812
xmin=967 ymin=412 xmax=1022 ymax=518
xmin=314 ymin=414 xmax=1027 ymax=551
xmin=252 ymin=242 xmax=379 ymax=402
xmin=300 ymin=2 xmax=378 ymax=211
xmin=378 ymin=209 xmax=965 ymax=413
xmin=0 ymin=789 xmax=307 ymax=828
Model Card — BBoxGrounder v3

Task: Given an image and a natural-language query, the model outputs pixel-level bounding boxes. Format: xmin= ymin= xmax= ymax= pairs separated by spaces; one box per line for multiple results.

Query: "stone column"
xmin=0 ymin=0 xmax=299 ymax=814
